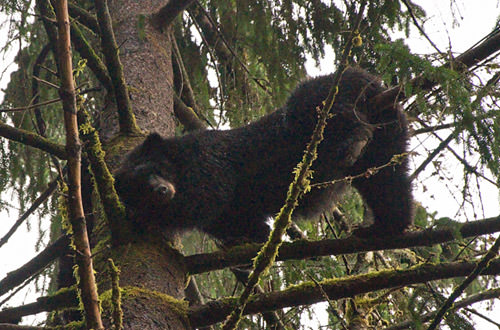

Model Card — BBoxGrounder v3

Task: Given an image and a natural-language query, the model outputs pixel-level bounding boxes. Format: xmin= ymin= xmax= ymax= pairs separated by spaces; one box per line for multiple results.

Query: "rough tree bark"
xmin=92 ymin=1 xmax=187 ymax=329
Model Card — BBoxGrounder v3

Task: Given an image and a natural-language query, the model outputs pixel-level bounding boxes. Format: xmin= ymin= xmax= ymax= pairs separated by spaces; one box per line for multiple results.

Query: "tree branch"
xmin=372 ymin=29 xmax=500 ymax=109
xmin=0 ymin=179 xmax=59 ymax=249
xmin=68 ymin=2 xmax=99 ymax=33
xmin=94 ymin=0 xmax=142 ymax=135
xmin=152 ymin=0 xmax=196 ymax=30
xmin=185 ymin=215 xmax=500 ymax=275
xmin=0 ymin=121 xmax=67 ymax=159
xmin=385 ymin=287 xmax=500 ymax=330
xmin=427 ymin=229 xmax=500 ymax=329
xmin=173 ymin=94 xmax=206 ymax=131
xmin=189 ymin=258 xmax=500 ymax=328
xmin=0 ymin=287 xmax=78 ymax=324
xmin=221 ymin=4 xmax=366 ymax=328
xmin=54 ymin=1 xmax=103 ymax=328
xmin=70 ymin=20 xmax=113 ymax=92
xmin=78 ymin=110 xmax=128 ymax=245
xmin=0 ymin=235 xmax=70 ymax=297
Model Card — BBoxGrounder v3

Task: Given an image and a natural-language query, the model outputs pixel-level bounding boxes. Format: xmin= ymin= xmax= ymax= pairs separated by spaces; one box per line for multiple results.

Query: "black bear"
xmin=114 ymin=67 xmax=413 ymax=244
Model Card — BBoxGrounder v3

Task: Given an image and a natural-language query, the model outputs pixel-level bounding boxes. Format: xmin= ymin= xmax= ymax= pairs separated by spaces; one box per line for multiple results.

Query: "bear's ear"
xmin=142 ymin=133 xmax=164 ymax=153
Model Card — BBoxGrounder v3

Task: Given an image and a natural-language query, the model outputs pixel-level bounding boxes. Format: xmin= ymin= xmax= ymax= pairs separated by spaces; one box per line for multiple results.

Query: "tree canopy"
xmin=0 ymin=0 xmax=500 ymax=329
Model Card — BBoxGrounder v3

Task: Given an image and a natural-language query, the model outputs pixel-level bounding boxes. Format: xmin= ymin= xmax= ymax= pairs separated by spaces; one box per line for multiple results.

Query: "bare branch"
xmin=0 ymin=179 xmax=58 ymax=249
xmin=54 ymin=1 xmax=103 ymax=328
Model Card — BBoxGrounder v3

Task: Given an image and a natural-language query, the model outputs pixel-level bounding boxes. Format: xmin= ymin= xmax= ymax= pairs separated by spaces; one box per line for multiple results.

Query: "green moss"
xmin=101 ymin=286 xmax=189 ymax=318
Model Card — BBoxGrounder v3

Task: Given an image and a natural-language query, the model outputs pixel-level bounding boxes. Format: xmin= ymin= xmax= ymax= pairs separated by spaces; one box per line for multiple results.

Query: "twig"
xmin=410 ymin=131 xmax=455 ymax=181
xmin=0 ymin=98 xmax=61 ymax=112
xmin=385 ymin=288 xmax=500 ymax=330
xmin=426 ymin=234 xmax=500 ymax=329
xmin=372 ymin=29 xmax=500 ymax=110
xmin=0 ymin=179 xmax=58 ymax=249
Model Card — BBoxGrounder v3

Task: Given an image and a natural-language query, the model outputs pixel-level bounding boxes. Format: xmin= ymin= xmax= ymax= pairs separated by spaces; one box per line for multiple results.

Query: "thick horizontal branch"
xmin=184 ymin=215 xmax=500 ymax=275
xmin=0 ymin=235 xmax=70 ymax=297
xmin=188 ymin=258 xmax=500 ymax=327
xmin=0 ymin=121 xmax=67 ymax=159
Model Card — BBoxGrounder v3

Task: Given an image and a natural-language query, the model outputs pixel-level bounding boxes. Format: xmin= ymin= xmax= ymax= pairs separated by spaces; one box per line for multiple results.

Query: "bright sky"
xmin=1 ymin=0 xmax=500 ymax=328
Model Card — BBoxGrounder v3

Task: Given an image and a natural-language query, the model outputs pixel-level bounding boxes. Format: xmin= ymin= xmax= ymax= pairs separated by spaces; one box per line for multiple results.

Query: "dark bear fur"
xmin=114 ymin=67 xmax=413 ymax=244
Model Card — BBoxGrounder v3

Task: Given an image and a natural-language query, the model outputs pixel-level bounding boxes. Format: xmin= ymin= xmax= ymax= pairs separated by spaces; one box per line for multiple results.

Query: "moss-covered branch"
xmin=68 ymin=2 xmax=99 ymax=33
xmin=185 ymin=215 xmax=500 ymax=275
xmin=78 ymin=110 xmax=128 ymax=245
xmin=189 ymin=258 xmax=500 ymax=328
xmin=173 ymin=94 xmax=206 ymax=131
xmin=0 ymin=120 xmax=67 ymax=159
xmin=0 ymin=287 xmax=78 ymax=323
xmin=221 ymin=3 xmax=367 ymax=329
xmin=70 ymin=21 xmax=113 ymax=92
xmin=94 ymin=0 xmax=141 ymax=136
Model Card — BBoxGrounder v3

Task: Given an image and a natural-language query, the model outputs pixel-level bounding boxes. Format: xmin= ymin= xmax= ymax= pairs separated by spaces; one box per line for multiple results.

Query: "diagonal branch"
xmin=221 ymin=4 xmax=367 ymax=329
xmin=426 ymin=230 xmax=500 ymax=329
xmin=94 ymin=0 xmax=141 ymax=135
xmin=0 ymin=179 xmax=59 ymax=249
xmin=373 ymin=29 xmax=500 ymax=109
xmin=385 ymin=287 xmax=500 ymax=330
xmin=0 ymin=235 xmax=70 ymax=297
xmin=152 ymin=0 xmax=196 ymax=29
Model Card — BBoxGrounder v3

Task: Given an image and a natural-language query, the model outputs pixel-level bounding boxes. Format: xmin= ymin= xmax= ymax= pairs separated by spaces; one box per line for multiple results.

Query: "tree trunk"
xmin=95 ymin=1 xmax=186 ymax=329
